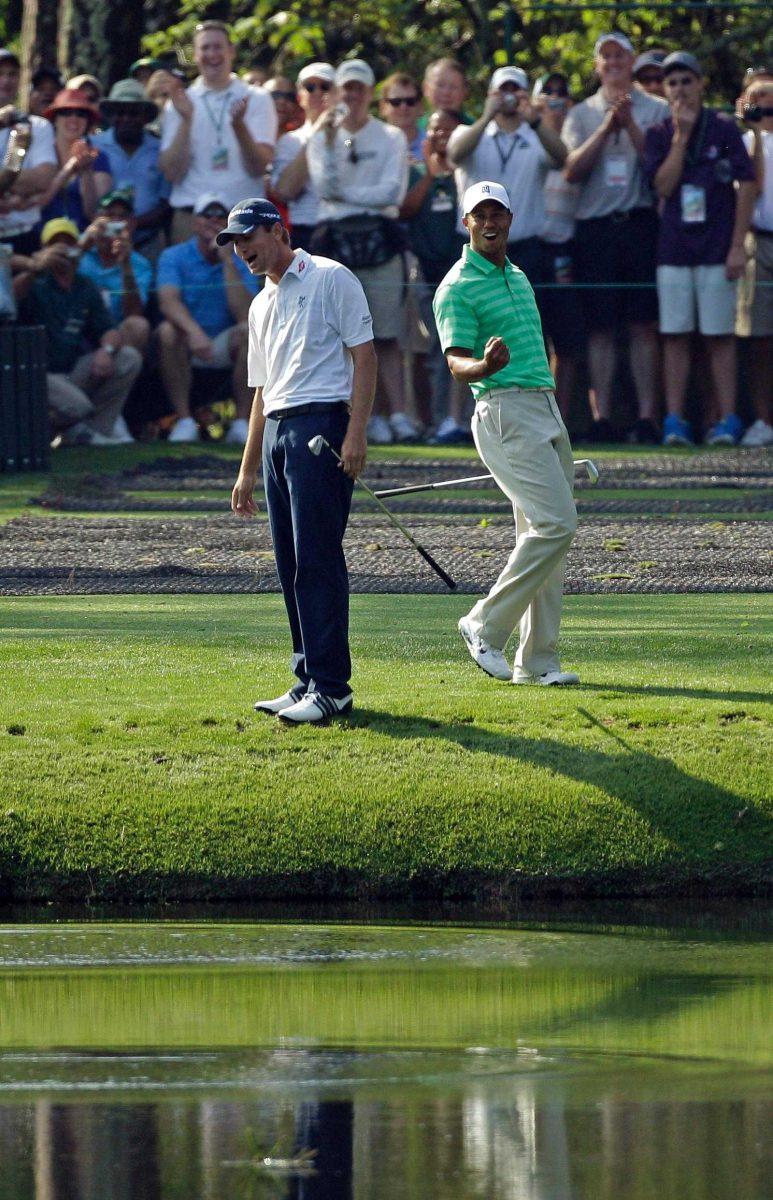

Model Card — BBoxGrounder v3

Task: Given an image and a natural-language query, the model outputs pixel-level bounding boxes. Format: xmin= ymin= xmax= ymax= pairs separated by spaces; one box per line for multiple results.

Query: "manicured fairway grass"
xmin=0 ymin=593 xmax=770 ymax=901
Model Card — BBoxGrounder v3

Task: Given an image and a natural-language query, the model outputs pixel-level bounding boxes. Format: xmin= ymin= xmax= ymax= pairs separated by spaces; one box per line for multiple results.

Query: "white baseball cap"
xmin=490 ymin=66 xmax=529 ymax=92
xmin=193 ymin=192 xmax=229 ymax=216
xmin=297 ymin=62 xmax=335 ymax=86
xmin=335 ymin=59 xmax=375 ymax=88
xmin=463 ymin=181 xmax=512 ymax=215
xmin=593 ymin=32 xmax=635 ymax=56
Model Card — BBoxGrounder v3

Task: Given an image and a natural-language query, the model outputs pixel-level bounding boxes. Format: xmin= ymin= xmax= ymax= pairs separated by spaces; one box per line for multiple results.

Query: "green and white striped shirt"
xmin=432 ymin=245 xmax=554 ymax=399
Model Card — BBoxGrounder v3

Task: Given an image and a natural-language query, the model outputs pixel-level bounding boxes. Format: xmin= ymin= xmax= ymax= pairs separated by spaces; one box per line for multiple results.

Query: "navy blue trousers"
xmin=262 ymin=406 xmax=354 ymax=699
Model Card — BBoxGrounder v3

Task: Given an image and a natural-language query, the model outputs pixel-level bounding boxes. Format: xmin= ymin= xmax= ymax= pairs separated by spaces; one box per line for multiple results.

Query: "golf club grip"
xmin=374 ymin=482 xmax=436 ymax=498
xmin=416 ymin=544 xmax=457 ymax=590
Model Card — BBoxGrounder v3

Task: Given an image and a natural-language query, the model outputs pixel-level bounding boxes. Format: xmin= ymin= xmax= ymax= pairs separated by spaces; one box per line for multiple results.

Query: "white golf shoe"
xmin=168 ymin=416 xmax=200 ymax=443
xmin=225 ymin=417 xmax=249 ymax=446
xmin=254 ymin=687 xmax=306 ymax=715
xmin=740 ymin=419 xmax=773 ymax=447
xmin=458 ymin=617 xmax=511 ymax=681
xmin=512 ymin=670 xmax=580 ymax=686
xmin=366 ymin=415 xmax=393 ymax=445
xmin=279 ymin=691 xmax=353 ymax=724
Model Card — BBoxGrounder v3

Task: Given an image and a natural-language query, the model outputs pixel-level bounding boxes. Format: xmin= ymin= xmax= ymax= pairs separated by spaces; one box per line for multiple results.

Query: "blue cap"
xmin=662 ymin=51 xmax=702 ymax=78
xmin=215 ymin=198 xmax=284 ymax=245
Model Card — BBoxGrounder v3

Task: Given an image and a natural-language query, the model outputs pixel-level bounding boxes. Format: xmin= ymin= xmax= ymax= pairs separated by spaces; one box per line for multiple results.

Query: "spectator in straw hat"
xmin=94 ymin=79 xmax=170 ymax=262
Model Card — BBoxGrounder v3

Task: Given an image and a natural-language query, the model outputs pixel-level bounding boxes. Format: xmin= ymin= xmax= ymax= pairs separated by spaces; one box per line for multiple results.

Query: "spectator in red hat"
xmin=36 ymin=88 xmax=112 ymax=231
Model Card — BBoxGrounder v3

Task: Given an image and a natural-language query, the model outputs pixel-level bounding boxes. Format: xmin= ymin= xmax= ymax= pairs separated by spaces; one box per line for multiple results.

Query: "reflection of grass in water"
xmin=0 ymin=964 xmax=769 ymax=1065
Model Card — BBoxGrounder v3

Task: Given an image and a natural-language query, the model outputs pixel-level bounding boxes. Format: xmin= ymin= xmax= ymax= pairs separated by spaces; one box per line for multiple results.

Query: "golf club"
xmin=307 ymin=435 xmax=458 ymax=590
xmin=374 ymin=458 xmax=600 ymax=499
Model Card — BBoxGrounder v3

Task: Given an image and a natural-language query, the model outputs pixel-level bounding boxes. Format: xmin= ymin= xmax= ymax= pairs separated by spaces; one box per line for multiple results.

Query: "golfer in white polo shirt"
xmin=225 ymin=198 xmax=377 ymax=724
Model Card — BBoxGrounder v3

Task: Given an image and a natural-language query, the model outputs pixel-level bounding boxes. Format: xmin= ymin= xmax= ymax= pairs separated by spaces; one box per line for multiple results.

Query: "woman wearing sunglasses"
xmin=36 ymin=88 xmax=112 ymax=231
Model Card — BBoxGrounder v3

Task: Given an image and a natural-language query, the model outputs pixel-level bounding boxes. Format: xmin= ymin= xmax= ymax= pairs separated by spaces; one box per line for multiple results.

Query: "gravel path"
xmin=2 ymin=513 xmax=770 ymax=595
xmin=3 ymin=448 xmax=770 ymax=595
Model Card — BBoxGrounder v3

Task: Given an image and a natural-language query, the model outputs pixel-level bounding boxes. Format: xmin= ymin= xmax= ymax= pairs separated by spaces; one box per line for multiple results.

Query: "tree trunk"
xmin=18 ymin=0 xmax=60 ymax=102
xmin=58 ymin=0 xmax=145 ymax=90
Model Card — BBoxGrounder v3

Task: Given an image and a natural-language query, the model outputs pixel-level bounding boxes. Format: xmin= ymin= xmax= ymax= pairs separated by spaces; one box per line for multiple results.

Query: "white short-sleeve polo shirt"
xmin=247 ymin=250 xmax=374 ymax=414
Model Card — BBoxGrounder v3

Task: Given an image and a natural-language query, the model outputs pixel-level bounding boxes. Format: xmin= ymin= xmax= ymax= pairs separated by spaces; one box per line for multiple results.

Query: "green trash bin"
xmin=0 ymin=323 xmax=50 ymax=473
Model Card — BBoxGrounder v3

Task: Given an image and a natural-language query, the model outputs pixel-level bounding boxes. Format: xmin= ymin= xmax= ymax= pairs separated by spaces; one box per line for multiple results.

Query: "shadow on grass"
xmin=348 ymin=707 xmax=770 ymax=859
xmin=576 ymin=682 xmax=771 ymax=705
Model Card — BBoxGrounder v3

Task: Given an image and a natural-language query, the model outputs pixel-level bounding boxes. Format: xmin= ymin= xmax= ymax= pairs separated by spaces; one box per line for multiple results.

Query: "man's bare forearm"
xmin=347 ymin=342 xmax=377 ymax=435
xmin=239 ymin=388 xmax=266 ymax=478
xmin=446 ymin=350 xmax=493 ymax=383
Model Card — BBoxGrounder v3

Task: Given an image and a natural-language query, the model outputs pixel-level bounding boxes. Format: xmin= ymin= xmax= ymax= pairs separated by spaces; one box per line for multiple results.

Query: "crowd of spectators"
xmin=0 ymin=24 xmax=771 ymax=450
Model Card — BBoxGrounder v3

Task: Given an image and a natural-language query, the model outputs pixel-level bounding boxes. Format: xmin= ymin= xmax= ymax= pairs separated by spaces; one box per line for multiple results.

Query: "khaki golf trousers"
xmin=466 ymin=387 xmax=577 ymax=678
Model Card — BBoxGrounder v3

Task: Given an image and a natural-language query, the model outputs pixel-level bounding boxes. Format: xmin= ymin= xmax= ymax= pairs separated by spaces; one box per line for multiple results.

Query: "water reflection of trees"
xmin=0 ymin=1078 xmax=768 ymax=1200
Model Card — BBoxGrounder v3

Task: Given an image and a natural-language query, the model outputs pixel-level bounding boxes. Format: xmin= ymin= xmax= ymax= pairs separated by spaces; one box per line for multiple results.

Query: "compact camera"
xmin=743 ymin=103 xmax=773 ymax=122
xmin=105 ymin=220 xmax=127 ymax=236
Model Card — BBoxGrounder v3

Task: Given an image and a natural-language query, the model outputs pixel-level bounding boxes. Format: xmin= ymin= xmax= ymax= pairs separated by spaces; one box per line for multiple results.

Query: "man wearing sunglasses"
xmin=272 ymin=62 xmax=336 ymax=251
xmin=306 ymin=59 xmax=414 ymax=445
xmin=380 ymin=73 xmax=424 ymax=163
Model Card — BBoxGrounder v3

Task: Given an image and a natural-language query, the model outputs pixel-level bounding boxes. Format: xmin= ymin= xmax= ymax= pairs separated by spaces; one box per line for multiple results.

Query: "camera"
xmin=501 ymin=93 xmax=518 ymax=112
xmin=105 ymin=220 xmax=127 ymax=236
xmin=743 ymin=104 xmax=773 ymax=122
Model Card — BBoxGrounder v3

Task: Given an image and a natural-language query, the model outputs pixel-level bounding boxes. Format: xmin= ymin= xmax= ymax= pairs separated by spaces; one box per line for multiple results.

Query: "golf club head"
xmin=575 ymin=458 xmax=600 ymax=486
xmin=307 ymin=435 xmax=326 ymax=456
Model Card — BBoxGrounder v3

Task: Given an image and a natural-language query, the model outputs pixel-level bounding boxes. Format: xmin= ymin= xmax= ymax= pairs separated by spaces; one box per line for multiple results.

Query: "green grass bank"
xmin=1 ymin=593 xmax=770 ymax=902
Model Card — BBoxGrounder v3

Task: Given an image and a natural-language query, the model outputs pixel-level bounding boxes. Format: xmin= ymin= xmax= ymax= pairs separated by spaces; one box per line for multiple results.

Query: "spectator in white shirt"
xmin=272 ymin=61 xmax=336 ymax=250
xmin=447 ymin=66 xmax=567 ymax=284
xmin=0 ymin=47 xmax=57 ymax=255
xmin=306 ymin=59 xmax=414 ymax=443
xmin=159 ymin=19 xmax=277 ymax=245
xmin=736 ymin=69 xmax=773 ymax=446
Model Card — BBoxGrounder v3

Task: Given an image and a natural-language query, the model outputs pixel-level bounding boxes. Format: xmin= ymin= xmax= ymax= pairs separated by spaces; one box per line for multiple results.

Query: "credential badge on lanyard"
xmin=202 ymin=89 xmax=232 ymax=171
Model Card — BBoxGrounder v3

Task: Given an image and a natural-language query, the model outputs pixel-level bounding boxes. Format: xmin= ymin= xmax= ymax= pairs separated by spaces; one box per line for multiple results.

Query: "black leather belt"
xmin=265 ymin=402 xmax=350 ymax=420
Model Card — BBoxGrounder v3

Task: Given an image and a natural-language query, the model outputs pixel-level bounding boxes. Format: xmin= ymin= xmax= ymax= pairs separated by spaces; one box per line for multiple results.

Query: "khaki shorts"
xmin=657 ymin=264 xmax=737 ymax=336
xmin=191 ymin=326 xmax=237 ymax=369
xmin=736 ymin=231 xmax=773 ymax=338
xmin=355 ymin=254 xmax=406 ymax=341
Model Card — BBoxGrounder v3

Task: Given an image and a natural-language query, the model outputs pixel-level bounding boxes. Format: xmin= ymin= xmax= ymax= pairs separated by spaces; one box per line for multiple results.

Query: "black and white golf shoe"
xmin=254 ymin=686 xmax=306 ymax=715
xmin=279 ymin=691 xmax=353 ymax=724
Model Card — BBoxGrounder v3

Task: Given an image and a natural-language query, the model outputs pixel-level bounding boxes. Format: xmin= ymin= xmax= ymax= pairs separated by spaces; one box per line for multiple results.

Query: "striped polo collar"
xmin=463 ymin=245 xmax=517 ymax=276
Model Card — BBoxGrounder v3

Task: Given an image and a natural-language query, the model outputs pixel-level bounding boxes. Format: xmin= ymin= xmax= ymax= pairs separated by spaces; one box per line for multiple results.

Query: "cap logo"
xmin=482 ymin=185 xmax=490 ymax=193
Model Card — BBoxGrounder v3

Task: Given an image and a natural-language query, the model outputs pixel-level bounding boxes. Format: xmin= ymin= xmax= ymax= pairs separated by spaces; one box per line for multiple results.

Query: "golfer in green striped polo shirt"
xmin=433 ymin=181 xmax=579 ymax=685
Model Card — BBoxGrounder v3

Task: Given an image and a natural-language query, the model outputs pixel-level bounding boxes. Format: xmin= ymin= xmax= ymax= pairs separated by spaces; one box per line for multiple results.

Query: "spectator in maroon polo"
xmin=644 ymin=51 xmax=756 ymax=446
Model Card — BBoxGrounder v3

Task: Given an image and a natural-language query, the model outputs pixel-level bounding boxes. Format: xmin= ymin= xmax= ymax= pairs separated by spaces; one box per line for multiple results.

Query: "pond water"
xmin=0 ymin=920 xmax=769 ymax=1199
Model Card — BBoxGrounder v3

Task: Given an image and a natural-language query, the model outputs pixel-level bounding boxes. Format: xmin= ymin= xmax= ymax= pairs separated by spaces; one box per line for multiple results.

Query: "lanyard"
xmin=493 ymin=131 xmax=520 ymax=173
xmin=200 ymin=89 xmax=232 ymax=144
xmin=684 ymin=108 xmax=709 ymax=169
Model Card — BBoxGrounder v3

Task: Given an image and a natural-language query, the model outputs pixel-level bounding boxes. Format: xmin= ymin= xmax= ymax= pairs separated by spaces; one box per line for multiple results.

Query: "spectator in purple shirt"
xmin=644 ymin=52 xmax=757 ymax=445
